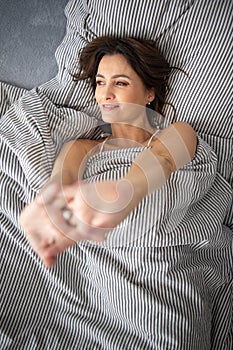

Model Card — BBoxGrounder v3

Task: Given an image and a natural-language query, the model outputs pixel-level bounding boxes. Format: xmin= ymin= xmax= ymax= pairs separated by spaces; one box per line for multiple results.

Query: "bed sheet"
xmin=0 ymin=0 xmax=232 ymax=349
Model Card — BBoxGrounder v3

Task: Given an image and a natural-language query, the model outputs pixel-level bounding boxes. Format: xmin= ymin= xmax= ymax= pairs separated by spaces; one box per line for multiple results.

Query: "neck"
xmin=110 ymin=123 xmax=153 ymax=145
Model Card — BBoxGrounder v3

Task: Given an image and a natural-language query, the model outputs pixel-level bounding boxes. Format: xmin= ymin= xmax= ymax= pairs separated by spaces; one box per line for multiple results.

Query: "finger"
xmin=42 ymin=254 xmax=57 ymax=268
xmin=44 ymin=206 xmax=79 ymax=238
xmin=61 ymin=181 xmax=82 ymax=202
xmin=36 ymin=182 xmax=61 ymax=205
xmin=31 ymin=229 xmax=73 ymax=265
xmin=66 ymin=219 xmax=108 ymax=243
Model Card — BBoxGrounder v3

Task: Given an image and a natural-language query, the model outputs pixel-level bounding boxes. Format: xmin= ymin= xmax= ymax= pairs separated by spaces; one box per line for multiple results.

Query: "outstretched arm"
xmin=63 ymin=122 xmax=196 ymax=237
xmin=19 ymin=138 xmax=99 ymax=267
xmin=20 ymin=122 xmax=196 ymax=267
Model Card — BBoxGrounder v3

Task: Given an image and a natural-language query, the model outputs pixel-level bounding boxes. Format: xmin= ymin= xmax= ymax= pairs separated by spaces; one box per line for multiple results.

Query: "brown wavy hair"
xmin=73 ymin=36 xmax=178 ymax=118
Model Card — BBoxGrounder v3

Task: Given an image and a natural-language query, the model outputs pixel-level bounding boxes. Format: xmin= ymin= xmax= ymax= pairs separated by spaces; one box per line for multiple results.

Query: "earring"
xmin=147 ymin=102 xmax=151 ymax=105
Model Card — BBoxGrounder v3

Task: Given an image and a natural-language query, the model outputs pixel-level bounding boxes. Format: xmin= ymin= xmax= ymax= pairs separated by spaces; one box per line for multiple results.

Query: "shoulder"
xmin=64 ymin=138 xmax=101 ymax=153
xmin=149 ymin=121 xmax=197 ymax=171
xmin=170 ymin=121 xmax=197 ymax=158
xmin=151 ymin=122 xmax=196 ymax=154
xmin=171 ymin=121 xmax=196 ymax=137
xmin=151 ymin=121 xmax=196 ymax=142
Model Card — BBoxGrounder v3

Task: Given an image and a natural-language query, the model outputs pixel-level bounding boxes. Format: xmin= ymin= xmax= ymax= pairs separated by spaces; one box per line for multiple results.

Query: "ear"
xmin=146 ymin=87 xmax=155 ymax=104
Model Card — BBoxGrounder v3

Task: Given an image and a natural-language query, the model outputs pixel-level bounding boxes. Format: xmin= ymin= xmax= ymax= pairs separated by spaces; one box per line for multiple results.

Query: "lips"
xmin=102 ymin=104 xmax=120 ymax=111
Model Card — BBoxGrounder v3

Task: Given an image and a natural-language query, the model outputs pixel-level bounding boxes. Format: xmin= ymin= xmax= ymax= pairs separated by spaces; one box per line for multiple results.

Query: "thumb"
xmin=61 ymin=181 xmax=84 ymax=202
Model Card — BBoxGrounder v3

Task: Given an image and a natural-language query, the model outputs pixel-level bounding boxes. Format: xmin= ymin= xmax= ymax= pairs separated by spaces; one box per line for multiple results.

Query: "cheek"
xmin=122 ymin=91 xmax=138 ymax=103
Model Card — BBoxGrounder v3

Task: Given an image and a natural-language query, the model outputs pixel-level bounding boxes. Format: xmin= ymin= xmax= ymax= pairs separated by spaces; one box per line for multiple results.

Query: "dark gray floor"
xmin=0 ymin=0 xmax=68 ymax=89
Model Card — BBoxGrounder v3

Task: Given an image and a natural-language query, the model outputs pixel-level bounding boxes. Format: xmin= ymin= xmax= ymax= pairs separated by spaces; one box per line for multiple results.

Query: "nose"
xmin=102 ymin=84 xmax=115 ymax=101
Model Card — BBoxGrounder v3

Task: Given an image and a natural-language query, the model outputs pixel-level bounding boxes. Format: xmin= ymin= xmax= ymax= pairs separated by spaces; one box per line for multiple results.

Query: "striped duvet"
xmin=0 ymin=0 xmax=232 ymax=349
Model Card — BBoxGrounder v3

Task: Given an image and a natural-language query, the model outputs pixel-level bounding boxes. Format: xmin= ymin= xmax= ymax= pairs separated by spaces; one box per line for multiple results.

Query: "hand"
xmin=62 ymin=179 xmax=137 ymax=241
xmin=19 ymin=183 xmax=88 ymax=267
xmin=20 ymin=179 xmax=139 ymax=267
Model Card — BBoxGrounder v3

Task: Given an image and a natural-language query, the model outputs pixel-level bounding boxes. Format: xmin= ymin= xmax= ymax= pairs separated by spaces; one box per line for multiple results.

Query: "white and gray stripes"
xmin=0 ymin=0 xmax=232 ymax=349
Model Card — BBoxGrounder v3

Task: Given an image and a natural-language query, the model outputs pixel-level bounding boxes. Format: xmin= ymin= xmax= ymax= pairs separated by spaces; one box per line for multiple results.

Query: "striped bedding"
xmin=0 ymin=0 xmax=232 ymax=349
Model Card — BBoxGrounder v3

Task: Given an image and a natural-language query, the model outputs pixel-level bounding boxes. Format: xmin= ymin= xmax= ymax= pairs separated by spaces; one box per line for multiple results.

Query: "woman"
xmin=20 ymin=37 xmax=196 ymax=267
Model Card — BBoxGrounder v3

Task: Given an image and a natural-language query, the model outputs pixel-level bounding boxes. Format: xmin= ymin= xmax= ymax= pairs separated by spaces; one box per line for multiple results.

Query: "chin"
xmin=101 ymin=108 xmax=120 ymax=123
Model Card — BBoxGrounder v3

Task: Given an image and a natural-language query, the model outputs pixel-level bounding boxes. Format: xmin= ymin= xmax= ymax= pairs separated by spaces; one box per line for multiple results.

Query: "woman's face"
xmin=95 ymin=54 xmax=155 ymax=124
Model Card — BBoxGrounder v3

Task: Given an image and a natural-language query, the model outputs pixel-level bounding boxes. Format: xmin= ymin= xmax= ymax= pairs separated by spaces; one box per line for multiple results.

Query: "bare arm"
xmin=19 ymin=138 xmax=100 ymax=267
xmin=66 ymin=122 xmax=197 ymax=232
xmin=40 ymin=138 xmax=96 ymax=192
xmin=124 ymin=121 xmax=197 ymax=204
xmin=20 ymin=122 xmax=196 ymax=267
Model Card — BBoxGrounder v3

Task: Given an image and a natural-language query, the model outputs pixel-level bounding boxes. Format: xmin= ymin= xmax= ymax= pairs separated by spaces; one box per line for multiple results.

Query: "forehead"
xmin=97 ymin=54 xmax=134 ymax=74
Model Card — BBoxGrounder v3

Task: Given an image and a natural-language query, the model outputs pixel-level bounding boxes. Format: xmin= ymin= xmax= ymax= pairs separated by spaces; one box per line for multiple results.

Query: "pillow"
xmin=39 ymin=0 xmax=232 ymax=189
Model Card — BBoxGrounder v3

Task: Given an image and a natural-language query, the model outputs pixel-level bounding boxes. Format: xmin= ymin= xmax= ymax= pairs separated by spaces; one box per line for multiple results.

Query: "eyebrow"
xmin=96 ymin=74 xmax=132 ymax=80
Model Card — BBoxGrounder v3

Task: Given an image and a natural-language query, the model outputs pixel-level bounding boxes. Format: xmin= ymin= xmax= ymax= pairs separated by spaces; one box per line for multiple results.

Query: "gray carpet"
xmin=0 ymin=0 xmax=67 ymax=88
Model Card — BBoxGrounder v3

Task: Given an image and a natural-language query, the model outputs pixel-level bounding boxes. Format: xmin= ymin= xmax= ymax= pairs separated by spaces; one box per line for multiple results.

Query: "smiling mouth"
xmin=102 ymin=104 xmax=120 ymax=111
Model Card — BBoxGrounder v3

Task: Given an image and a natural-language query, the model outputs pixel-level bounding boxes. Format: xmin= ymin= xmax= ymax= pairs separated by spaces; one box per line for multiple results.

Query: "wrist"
xmin=118 ymin=176 xmax=146 ymax=211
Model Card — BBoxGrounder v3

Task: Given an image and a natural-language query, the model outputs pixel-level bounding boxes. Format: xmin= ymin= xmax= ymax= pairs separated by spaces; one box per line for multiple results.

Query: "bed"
xmin=0 ymin=1 xmax=232 ymax=349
